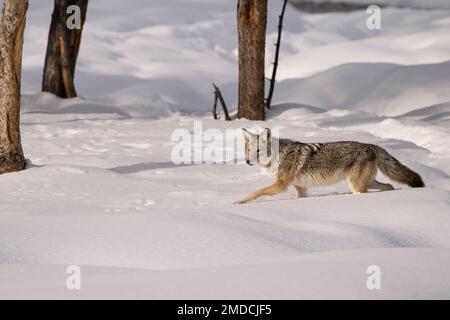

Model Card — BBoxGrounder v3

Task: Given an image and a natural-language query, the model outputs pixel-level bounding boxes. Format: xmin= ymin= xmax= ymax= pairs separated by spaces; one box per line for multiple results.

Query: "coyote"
xmin=237 ymin=128 xmax=424 ymax=204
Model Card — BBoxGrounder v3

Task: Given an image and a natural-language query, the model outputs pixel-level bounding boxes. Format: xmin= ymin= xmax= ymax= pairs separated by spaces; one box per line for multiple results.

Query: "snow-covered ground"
xmin=1 ymin=0 xmax=450 ymax=299
xmin=291 ymin=0 xmax=450 ymax=10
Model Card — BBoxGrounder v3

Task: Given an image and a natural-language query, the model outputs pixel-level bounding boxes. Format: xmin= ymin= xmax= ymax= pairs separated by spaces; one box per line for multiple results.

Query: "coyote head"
xmin=242 ymin=128 xmax=272 ymax=166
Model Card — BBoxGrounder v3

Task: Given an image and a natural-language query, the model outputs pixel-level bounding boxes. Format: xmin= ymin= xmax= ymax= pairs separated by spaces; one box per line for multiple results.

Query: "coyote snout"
xmin=237 ymin=128 xmax=424 ymax=204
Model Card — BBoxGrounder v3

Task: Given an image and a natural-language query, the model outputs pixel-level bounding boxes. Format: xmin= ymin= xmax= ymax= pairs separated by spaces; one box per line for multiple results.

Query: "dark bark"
xmin=0 ymin=0 xmax=28 ymax=175
xmin=237 ymin=0 xmax=267 ymax=121
xmin=266 ymin=0 xmax=288 ymax=110
xmin=42 ymin=0 xmax=88 ymax=98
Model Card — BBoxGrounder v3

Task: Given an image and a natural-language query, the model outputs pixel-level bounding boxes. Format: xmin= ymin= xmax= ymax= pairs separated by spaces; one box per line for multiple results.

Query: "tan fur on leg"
xmin=237 ymin=181 xmax=288 ymax=204
xmin=369 ymin=180 xmax=394 ymax=191
xmin=347 ymin=162 xmax=376 ymax=194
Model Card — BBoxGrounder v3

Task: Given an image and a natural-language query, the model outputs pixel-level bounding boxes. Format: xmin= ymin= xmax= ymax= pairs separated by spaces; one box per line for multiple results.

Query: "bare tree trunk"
xmin=0 ymin=0 xmax=28 ymax=175
xmin=237 ymin=0 xmax=267 ymax=121
xmin=42 ymin=0 xmax=88 ymax=99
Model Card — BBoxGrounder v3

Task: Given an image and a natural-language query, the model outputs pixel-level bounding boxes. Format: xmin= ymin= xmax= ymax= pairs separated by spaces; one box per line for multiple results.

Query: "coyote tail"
xmin=373 ymin=146 xmax=424 ymax=188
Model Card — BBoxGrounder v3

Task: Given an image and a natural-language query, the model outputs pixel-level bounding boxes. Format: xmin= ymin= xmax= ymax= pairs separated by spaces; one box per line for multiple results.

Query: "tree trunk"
xmin=42 ymin=0 xmax=88 ymax=99
xmin=237 ymin=0 xmax=267 ymax=121
xmin=0 ymin=0 xmax=28 ymax=175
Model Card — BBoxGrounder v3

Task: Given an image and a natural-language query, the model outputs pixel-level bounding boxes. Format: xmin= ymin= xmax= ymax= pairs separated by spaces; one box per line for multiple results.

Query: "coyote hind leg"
xmin=369 ymin=180 xmax=394 ymax=191
xmin=348 ymin=162 xmax=376 ymax=194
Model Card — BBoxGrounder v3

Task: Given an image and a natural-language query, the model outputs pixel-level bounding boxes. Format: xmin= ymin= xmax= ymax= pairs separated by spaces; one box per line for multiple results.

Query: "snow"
xmin=2 ymin=249 xmax=450 ymax=299
xmin=1 ymin=0 xmax=450 ymax=299
xmin=297 ymin=0 xmax=450 ymax=10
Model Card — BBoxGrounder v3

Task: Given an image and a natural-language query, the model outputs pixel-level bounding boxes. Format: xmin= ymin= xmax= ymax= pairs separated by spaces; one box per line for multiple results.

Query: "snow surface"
xmin=0 ymin=0 xmax=449 ymax=299
xmin=296 ymin=0 xmax=450 ymax=10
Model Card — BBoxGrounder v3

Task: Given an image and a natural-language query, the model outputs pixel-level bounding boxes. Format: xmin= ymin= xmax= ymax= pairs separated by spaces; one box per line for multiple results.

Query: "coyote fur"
xmin=238 ymin=128 xmax=424 ymax=204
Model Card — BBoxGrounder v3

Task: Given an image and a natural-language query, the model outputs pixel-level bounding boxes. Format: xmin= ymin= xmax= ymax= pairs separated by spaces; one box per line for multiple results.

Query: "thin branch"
xmin=266 ymin=0 xmax=288 ymax=110
xmin=213 ymin=88 xmax=219 ymax=120
xmin=212 ymin=83 xmax=231 ymax=121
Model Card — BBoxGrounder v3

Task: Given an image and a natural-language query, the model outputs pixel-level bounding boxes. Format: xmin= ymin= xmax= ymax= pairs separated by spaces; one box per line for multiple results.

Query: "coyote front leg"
xmin=237 ymin=181 xmax=288 ymax=204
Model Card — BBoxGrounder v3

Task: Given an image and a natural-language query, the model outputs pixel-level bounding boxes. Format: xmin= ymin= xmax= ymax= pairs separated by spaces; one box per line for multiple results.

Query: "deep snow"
xmin=0 ymin=0 xmax=450 ymax=299
xmin=293 ymin=0 xmax=450 ymax=10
